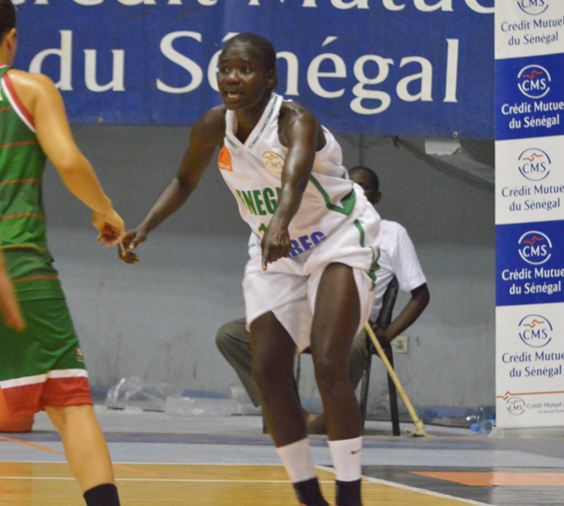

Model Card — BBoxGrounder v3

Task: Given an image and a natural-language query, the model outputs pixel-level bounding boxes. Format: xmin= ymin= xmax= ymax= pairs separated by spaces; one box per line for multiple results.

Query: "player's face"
xmin=350 ymin=170 xmax=380 ymax=205
xmin=217 ymin=41 xmax=275 ymax=113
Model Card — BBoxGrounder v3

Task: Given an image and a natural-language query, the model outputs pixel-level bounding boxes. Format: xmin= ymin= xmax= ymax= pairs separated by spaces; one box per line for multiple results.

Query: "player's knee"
xmin=314 ymin=357 xmax=348 ymax=396
xmin=215 ymin=319 xmax=247 ymax=352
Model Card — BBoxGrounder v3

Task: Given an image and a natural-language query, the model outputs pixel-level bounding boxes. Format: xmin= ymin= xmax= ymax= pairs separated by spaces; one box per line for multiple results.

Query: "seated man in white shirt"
xmin=216 ymin=166 xmax=430 ymax=433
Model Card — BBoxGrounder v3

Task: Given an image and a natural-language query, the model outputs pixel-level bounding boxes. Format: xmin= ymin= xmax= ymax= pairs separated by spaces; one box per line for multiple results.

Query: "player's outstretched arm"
xmin=10 ymin=70 xmax=125 ymax=246
xmin=120 ymin=107 xmax=225 ymax=258
xmin=0 ymin=249 xmax=24 ymax=331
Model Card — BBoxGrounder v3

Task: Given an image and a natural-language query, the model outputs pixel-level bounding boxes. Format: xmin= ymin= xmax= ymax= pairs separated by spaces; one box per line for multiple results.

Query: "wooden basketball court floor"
xmin=2 ymin=408 xmax=564 ymax=505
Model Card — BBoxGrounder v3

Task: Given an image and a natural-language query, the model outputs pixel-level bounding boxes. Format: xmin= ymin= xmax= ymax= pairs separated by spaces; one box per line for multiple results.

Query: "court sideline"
xmin=1 ymin=405 xmax=564 ymax=505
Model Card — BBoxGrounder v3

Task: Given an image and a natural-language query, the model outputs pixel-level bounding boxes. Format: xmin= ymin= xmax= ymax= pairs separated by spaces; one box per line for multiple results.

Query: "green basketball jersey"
xmin=0 ymin=65 xmax=63 ymax=301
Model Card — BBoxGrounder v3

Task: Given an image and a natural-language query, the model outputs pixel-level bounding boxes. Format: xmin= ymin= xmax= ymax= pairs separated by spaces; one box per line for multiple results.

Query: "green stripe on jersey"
xmin=309 ymin=175 xmax=356 ymax=215
xmin=354 ymin=218 xmax=379 ymax=290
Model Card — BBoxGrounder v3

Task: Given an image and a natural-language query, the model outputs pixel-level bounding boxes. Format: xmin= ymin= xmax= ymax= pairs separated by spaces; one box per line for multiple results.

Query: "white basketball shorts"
xmin=243 ymin=204 xmax=380 ymax=352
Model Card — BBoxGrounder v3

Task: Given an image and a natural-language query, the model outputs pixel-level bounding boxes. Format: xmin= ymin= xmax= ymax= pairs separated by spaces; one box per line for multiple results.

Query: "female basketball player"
xmin=123 ymin=33 xmax=380 ymax=506
xmin=0 ymin=1 xmax=123 ymax=503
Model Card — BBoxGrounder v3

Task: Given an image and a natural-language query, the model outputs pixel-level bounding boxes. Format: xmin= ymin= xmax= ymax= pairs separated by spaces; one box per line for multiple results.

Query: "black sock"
xmin=336 ymin=479 xmax=362 ymax=506
xmin=83 ymin=483 xmax=120 ymax=506
xmin=293 ymin=477 xmax=329 ymax=506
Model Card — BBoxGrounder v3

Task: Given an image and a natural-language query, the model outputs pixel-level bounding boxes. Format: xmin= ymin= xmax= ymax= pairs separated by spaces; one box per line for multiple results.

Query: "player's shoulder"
xmin=7 ymin=69 xmax=56 ymax=91
xmin=192 ymin=105 xmax=226 ymax=142
xmin=280 ymin=99 xmax=316 ymax=122
xmin=196 ymin=104 xmax=226 ymax=129
xmin=278 ymin=99 xmax=321 ymax=147
xmin=6 ymin=69 xmax=59 ymax=108
xmin=381 ymin=219 xmax=404 ymax=232
xmin=381 ymin=219 xmax=411 ymax=240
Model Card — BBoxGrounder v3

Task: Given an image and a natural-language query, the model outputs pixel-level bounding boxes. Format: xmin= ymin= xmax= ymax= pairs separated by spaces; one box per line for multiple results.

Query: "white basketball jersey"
xmin=218 ymin=93 xmax=369 ymax=258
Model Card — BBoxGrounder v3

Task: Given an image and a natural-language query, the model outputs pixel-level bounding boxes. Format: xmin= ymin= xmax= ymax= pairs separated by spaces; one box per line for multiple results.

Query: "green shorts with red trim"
xmin=0 ymin=298 xmax=92 ymax=418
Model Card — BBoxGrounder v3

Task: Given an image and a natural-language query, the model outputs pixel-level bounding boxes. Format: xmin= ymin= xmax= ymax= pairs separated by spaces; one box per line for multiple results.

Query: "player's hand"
xmin=260 ymin=218 xmax=291 ymax=270
xmin=117 ymin=242 xmax=139 ymax=264
xmin=118 ymin=226 xmax=146 ymax=264
xmin=92 ymin=209 xmax=125 ymax=247
xmin=371 ymin=322 xmax=393 ymax=344
xmin=122 ymin=226 xmax=147 ymax=252
xmin=122 ymin=225 xmax=148 ymax=251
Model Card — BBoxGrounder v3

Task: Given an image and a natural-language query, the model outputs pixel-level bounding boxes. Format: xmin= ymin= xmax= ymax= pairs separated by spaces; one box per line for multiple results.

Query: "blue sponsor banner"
xmin=496 ymin=220 xmax=564 ymax=306
xmin=496 ymin=53 xmax=564 ymax=140
xmin=13 ymin=1 xmax=493 ymax=137
xmin=495 ymin=1 xmax=564 ymax=431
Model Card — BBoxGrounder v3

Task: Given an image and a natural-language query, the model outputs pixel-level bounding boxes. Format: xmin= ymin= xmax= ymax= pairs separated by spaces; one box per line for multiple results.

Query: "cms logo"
xmin=262 ymin=151 xmax=285 ymax=173
xmin=518 ymin=65 xmax=551 ymax=99
xmin=518 ymin=148 xmax=551 ymax=181
xmin=518 ymin=0 xmax=549 ymax=15
xmin=518 ymin=314 xmax=553 ymax=348
xmin=518 ymin=230 xmax=552 ymax=265
xmin=506 ymin=397 xmax=526 ymax=416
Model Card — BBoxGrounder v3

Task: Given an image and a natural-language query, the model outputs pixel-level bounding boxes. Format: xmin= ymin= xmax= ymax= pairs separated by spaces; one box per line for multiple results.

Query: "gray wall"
xmin=42 ymin=125 xmax=495 ymax=413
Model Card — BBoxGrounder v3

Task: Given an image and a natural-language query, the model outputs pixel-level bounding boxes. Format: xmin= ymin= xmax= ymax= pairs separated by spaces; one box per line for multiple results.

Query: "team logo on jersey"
xmin=75 ymin=348 xmax=85 ymax=363
xmin=518 ymin=148 xmax=551 ymax=182
xmin=518 ymin=314 xmax=553 ymax=348
xmin=518 ymin=65 xmax=551 ymax=99
xmin=218 ymin=146 xmax=233 ymax=172
xmin=262 ymin=151 xmax=285 ymax=173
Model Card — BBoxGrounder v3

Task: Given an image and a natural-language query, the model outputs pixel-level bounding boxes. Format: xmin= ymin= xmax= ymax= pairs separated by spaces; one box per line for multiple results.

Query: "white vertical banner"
xmin=495 ymin=1 xmax=564 ymax=429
